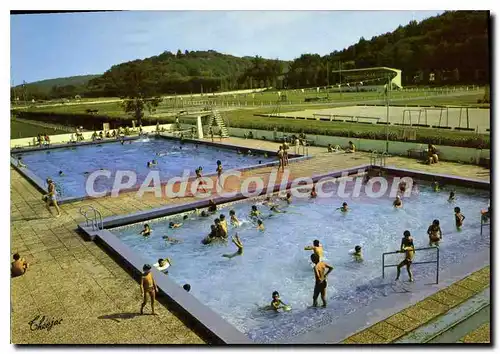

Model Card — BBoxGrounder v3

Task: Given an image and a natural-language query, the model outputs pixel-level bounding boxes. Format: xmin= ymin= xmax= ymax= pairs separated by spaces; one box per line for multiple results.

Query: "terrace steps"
xmin=210 ymin=109 xmax=230 ymax=138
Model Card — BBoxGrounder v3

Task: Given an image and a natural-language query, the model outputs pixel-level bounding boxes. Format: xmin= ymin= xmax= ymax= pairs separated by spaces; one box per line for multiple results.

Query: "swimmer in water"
xmin=153 ymin=258 xmax=172 ymax=273
xmin=219 ymin=214 xmax=228 ymax=235
xmin=454 ymin=207 xmax=465 ymax=229
xmin=338 ymin=202 xmax=349 ymax=212
xmin=304 ymin=240 xmax=324 ymax=260
xmin=398 ymin=181 xmax=407 ymax=193
xmin=169 ymin=221 xmax=182 ymax=229
xmin=162 ymin=235 xmax=182 ymax=244
xmin=481 ymin=205 xmax=491 ymax=224
xmin=448 ymin=191 xmax=456 ymax=202
xmin=214 ymin=218 xmax=228 ymax=239
xmin=283 ymin=192 xmax=292 ymax=204
xmin=350 ymin=245 xmax=363 ymax=262
xmin=208 ymin=199 xmax=217 ymax=213
xmin=58 ymin=170 xmax=64 ymax=176
xmin=257 ymin=219 xmax=265 ymax=231
xmin=393 ymin=196 xmax=403 ymax=208
xmin=250 ymin=205 xmax=261 ymax=218
xmin=427 ymin=219 xmax=443 ymax=246
xmin=200 ymin=210 xmax=209 ymax=218
xmin=229 ymin=210 xmax=240 ymax=227
xmin=432 ymin=180 xmax=440 ymax=192
xmin=222 ymin=234 xmax=244 ymax=259
xmin=395 ymin=230 xmax=415 ymax=282
xmin=140 ymin=224 xmax=152 ymax=237
xmin=270 ymin=291 xmax=289 ymax=312
xmin=310 ymin=184 xmax=317 ymax=198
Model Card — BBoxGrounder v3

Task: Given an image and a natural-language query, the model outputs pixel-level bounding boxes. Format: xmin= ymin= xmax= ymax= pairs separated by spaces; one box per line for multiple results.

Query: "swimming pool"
xmin=11 ymin=137 xmax=275 ymax=199
xmin=109 ymin=178 xmax=490 ymax=343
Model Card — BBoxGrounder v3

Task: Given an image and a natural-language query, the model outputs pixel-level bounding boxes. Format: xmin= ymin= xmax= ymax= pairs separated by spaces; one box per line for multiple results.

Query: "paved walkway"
xmin=10 ymin=137 xmax=490 ymax=344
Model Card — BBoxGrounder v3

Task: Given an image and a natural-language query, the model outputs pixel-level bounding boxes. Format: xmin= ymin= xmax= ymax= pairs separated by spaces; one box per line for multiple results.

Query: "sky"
xmin=10 ymin=10 xmax=443 ymax=85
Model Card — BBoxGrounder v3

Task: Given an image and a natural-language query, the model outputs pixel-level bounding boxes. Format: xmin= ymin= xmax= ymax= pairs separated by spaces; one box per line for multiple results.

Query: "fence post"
xmin=382 ymin=253 xmax=385 ymax=279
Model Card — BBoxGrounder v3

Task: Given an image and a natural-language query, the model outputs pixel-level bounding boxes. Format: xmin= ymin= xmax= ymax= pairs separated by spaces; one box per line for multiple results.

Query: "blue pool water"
xmin=110 ymin=179 xmax=490 ymax=343
xmin=12 ymin=138 xmax=274 ymax=198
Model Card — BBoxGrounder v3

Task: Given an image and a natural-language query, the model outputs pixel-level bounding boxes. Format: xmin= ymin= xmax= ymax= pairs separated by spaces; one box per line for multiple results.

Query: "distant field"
xmin=11 ymin=120 xmax=67 ymax=139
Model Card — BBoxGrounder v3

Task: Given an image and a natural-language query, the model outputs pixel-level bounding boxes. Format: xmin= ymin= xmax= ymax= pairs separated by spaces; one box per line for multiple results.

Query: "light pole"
xmin=385 ymin=74 xmax=390 ymax=153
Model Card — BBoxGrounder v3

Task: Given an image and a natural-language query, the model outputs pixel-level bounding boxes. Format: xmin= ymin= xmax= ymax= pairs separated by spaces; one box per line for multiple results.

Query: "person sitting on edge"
xmin=257 ymin=219 xmax=265 ymax=231
xmin=11 ymin=253 xmax=29 ymax=278
xmin=338 ymin=202 xmax=349 ymax=212
xmin=222 ymin=234 xmax=244 ymax=259
xmin=183 ymin=284 xmax=191 ymax=292
xmin=393 ymin=196 xmax=403 ymax=208
xmin=327 ymin=144 xmax=333 ymax=153
xmin=98 ymin=131 xmax=104 ymax=140
xmin=208 ymin=199 xmax=217 ymax=213
xmin=270 ymin=291 xmax=290 ymax=312
xmin=91 ymin=131 xmax=98 ymax=141
xmin=427 ymin=144 xmax=439 ymax=164
xmin=350 ymin=246 xmax=363 ymax=262
xmin=169 ymin=221 xmax=182 ymax=229
xmin=427 ymin=219 xmax=443 ymax=246
xmin=250 ymin=205 xmax=261 ymax=218
xmin=345 ymin=141 xmax=356 ymax=153
xmin=396 ymin=230 xmax=415 ymax=282
xmin=448 ymin=191 xmax=456 ymax=202
xmin=454 ymin=207 xmax=465 ymax=229
xmin=304 ymin=240 xmax=324 ymax=260
xmin=17 ymin=157 xmax=27 ymax=168
xmin=310 ymin=184 xmax=317 ymax=198
xmin=140 ymin=224 xmax=152 ymax=236
xmin=481 ymin=205 xmax=491 ymax=224
xmin=153 ymin=258 xmax=172 ymax=273
xmin=229 ymin=210 xmax=240 ymax=227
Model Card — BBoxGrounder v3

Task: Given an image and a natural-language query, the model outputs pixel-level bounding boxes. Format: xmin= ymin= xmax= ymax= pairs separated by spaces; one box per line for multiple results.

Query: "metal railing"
xmin=480 ymin=216 xmax=490 ymax=236
xmin=382 ymin=246 xmax=440 ymax=284
xmin=370 ymin=150 xmax=387 ymax=167
xmin=79 ymin=206 xmax=103 ymax=231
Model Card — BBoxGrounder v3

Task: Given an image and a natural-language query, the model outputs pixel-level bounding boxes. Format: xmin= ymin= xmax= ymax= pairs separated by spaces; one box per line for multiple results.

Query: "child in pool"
xmin=153 ymin=258 xmax=172 ymax=273
xmin=305 ymin=240 xmax=324 ymax=260
xmin=350 ymin=245 xmax=363 ymax=262
xmin=270 ymin=291 xmax=290 ymax=312
xmin=222 ymin=234 xmax=243 ymax=259
xmin=338 ymin=202 xmax=349 ymax=212
xmin=448 ymin=191 xmax=456 ymax=202
xmin=454 ymin=207 xmax=465 ymax=229
xmin=428 ymin=219 xmax=443 ymax=246
xmin=257 ymin=219 xmax=265 ymax=231
xmin=140 ymin=224 xmax=152 ymax=236
xmin=432 ymin=181 xmax=440 ymax=192
xmin=393 ymin=196 xmax=403 ymax=208
xmin=250 ymin=205 xmax=261 ymax=218
xmin=229 ymin=210 xmax=240 ymax=227
xmin=481 ymin=206 xmax=491 ymax=224
xmin=219 ymin=214 xmax=228 ymax=234
xmin=162 ymin=235 xmax=182 ymax=244
xmin=310 ymin=185 xmax=317 ymax=198
xmin=169 ymin=221 xmax=182 ymax=229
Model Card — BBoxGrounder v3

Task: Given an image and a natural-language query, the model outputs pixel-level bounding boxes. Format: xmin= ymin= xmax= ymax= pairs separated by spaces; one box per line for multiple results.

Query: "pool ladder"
xmin=79 ymin=206 xmax=103 ymax=231
xmin=370 ymin=150 xmax=388 ymax=167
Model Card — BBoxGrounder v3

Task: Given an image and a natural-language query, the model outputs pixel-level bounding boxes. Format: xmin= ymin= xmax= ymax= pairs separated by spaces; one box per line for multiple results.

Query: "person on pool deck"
xmin=345 ymin=141 xmax=356 ymax=153
xmin=208 ymin=199 xmax=217 ymax=213
xmin=140 ymin=224 xmax=152 ymax=236
xmin=304 ymin=240 xmax=324 ymax=260
xmin=427 ymin=144 xmax=439 ymax=164
xmin=393 ymin=196 xmax=403 ymax=208
xmin=216 ymin=160 xmax=223 ymax=179
xmin=311 ymin=253 xmax=334 ymax=307
xmin=427 ymin=219 xmax=443 ymax=246
xmin=327 ymin=144 xmax=334 ymax=153
xmin=454 ymin=207 xmax=465 ymax=229
xmin=140 ymin=264 xmax=158 ymax=315
xmin=195 ymin=167 xmax=207 ymax=193
xmin=277 ymin=146 xmax=285 ymax=172
xmin=229 ymin=210 xmax=240 ymax=227
xmin=448 ymin=191 xmax=456 ymax=202
xmin=44 ymin=178 xmax=61 ymax=218
xmin=283 ymin=142 xmax=290 ymax=166
xmin=11 ymin=253 xmax=29 ymax=278
xmin=395 ymin=230 xmax=415 ymax=282
xmin=350 ymin=246 xmax=363 ymax=262
xmin=17 ymin=157 xmax=27 ymax=168
xmin=310 ymin=185 xmax=317 ymax=198
xmin=270 ymin=291 xmax=290 ymax=312
xmin=257 ymin=219 xmax=265 ymax=231
xmin=338 ymin=202 xmax=349 ymax=212
xmin=169 ymin=221 xmax=182 ymax=229
xmin=250 ymin=205 xmax=261 ymax=218
xmin=222 ymin=234 xmax=244 ymax=259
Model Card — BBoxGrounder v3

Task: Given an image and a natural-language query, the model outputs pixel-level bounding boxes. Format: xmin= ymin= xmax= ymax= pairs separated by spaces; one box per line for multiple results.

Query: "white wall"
xmin=10 ymin=124 xmax=174 ymax=148
xmin=227 ymin=127 xmax=490 ymax=164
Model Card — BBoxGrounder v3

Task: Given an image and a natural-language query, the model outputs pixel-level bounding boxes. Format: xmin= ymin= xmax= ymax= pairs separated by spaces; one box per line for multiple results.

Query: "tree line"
xmin=12 ymin=10 xmax=489 ymax=102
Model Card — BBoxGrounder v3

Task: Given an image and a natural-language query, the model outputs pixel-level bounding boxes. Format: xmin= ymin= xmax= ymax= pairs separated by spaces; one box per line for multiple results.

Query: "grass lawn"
xmin=11 ymin=120 xmax=68 ymax=139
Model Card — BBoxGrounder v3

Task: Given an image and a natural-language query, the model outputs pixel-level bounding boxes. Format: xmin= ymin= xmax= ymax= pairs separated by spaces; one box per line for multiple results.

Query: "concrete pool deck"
xmin=10 ymin=137 xmax=490 ymax=344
